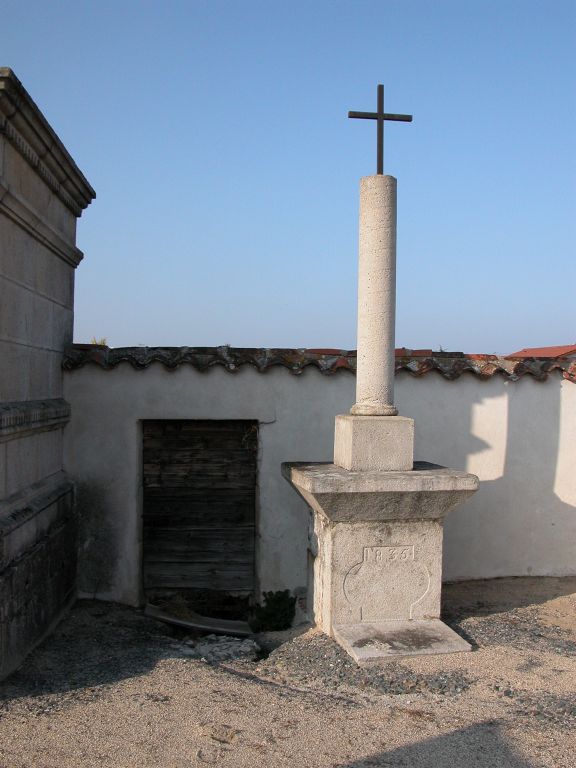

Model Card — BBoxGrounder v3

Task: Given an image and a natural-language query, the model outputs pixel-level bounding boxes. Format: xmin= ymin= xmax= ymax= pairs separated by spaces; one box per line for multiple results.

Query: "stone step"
xmin=333 ymin=619 xmax=471 ymax=664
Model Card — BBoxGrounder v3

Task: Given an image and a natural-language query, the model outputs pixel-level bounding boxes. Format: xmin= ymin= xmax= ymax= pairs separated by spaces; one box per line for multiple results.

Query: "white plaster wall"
xmin=63 ymin=364 xmax=576 ymax=605
xmin=395 ymin=374 xmax=576 ymax=580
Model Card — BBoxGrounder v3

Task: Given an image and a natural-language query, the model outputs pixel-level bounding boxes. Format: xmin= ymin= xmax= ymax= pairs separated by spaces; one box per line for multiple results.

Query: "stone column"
xmin=333 ymin=174 xmax=414 ymax=472
xmin=352 ymin=175 xmax=397 ymax=416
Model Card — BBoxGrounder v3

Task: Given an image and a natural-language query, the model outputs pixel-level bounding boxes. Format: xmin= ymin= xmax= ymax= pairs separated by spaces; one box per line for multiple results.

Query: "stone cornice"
xmin=0 ymin=180 xmax=84 ymax=267
xmin=0 ymin=398 xmax=71 ymax=441
xmin=0 ymin=68 xmax=95 ymax=216
xmin=62 ymin=345 xmax=576 ymax=383
xmin=0 ymin=471 xmax=73 ymax=545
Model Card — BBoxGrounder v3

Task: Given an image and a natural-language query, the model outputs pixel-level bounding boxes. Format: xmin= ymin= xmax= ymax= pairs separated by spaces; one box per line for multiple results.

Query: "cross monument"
xmin=282 ymin=85 xmax=479 ymax=664
xmin=348 ymin=83 xmax=412 ymax=175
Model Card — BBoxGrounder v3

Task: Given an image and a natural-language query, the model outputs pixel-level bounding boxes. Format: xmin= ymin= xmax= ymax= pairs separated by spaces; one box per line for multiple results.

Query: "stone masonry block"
xmin=334 ymin=414 xmax=414 ymax=471
xmin=0 ymin=480 xmax=76 ymax=678
xmin=5 ymin=429 xmax=62 ymax=497
xmin=0 ymin=340 xmax=31 ymax=401
xmin=329 ymin=520 xmax=443 ymax=627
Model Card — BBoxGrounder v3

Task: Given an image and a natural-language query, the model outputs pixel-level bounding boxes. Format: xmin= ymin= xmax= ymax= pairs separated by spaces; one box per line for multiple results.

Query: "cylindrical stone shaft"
xmin=351 ymin=175 xmax=398 ymax=416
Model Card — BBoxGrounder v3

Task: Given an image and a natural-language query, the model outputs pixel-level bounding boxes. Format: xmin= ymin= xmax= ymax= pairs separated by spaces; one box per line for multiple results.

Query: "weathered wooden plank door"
xmin=142 ymin=420 xmax=257 ymax=596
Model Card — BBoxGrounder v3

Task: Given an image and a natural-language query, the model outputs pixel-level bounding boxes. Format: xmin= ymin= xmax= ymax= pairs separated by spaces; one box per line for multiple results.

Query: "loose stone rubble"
xmin=256 ymin=629 xmax=473 ymax=697
xmin=170 ymin=635 xmax=260 ymax=663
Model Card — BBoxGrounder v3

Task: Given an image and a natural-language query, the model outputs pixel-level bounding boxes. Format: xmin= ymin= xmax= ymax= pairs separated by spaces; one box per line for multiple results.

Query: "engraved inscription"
xmin=363 ymin=545 xmax=414 ymax=564
xmin=342 ymin=542 xmax=430 ymax=622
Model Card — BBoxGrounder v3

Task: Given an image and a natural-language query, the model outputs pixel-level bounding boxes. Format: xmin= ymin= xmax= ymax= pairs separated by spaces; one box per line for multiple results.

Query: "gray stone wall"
xmin=0 ymin=69 xmax=94 ymax=678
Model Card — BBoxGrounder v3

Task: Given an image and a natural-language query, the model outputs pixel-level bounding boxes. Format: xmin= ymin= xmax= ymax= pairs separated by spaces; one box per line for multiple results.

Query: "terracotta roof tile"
xmin=507 ymin=345 xmax=576 ymax=358
xmin=63 ymin=345 xmax=576 ymax=383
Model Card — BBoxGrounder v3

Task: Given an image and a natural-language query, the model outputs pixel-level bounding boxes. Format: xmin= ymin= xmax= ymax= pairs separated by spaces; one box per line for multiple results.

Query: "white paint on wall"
xmin=64 ymin=364 xmax=576 ymax=605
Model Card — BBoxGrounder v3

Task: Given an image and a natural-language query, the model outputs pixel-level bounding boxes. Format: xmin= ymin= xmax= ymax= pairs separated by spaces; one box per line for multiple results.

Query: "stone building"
xmin=0 ymin=69 xmax=95 ymax=677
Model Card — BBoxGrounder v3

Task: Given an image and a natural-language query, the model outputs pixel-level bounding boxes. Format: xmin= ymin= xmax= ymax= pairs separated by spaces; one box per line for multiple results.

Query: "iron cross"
xmin=348 ymin=84 xmax=412 ymax=174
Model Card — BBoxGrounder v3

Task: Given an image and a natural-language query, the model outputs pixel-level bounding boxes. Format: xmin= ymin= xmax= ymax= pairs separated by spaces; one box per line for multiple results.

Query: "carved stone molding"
xmin=0 ymin=68 xmax=95 ymax=216
xmin=0 ymin=398 xmax=71 ymax=441
xmin=0 ymin=180 xmax=84 ymax=267
xmin=0 ymin=470 xmax=73 ymax=545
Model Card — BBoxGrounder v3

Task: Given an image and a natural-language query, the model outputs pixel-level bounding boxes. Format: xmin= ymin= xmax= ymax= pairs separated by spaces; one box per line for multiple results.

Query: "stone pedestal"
xmin=282 ymin=461 xmax=479 ymax=663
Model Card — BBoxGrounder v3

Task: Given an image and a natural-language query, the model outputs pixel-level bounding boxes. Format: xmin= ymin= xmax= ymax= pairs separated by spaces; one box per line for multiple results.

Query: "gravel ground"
xmin=0 ymin=577 xmax=574 ymax=767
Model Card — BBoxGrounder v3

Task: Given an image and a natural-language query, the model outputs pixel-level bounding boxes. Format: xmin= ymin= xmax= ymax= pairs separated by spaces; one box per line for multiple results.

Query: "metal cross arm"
xmin=348 ymin=111 xmax=413 ymax=121
xmin=348 ymin=84 xmax=412 ymax=175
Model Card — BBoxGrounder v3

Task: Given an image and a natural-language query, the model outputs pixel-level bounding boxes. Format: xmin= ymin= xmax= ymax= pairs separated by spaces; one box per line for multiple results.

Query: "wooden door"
xmin=142 ymin=420 xmax=257 ymax=596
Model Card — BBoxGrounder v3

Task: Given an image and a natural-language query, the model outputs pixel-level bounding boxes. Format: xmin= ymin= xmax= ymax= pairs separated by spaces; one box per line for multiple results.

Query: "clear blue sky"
xmin=2 ymin=0 xmax=575 ymax=353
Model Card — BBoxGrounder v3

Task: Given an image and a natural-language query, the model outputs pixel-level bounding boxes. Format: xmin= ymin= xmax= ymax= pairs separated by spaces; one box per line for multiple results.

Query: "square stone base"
xmin=282 ymin=461 xmax=479 ymax=664
xmin=333 ymin=619 xmax=471 ymax=664
xmin=334 ymin=415 xmax=414 ymax=471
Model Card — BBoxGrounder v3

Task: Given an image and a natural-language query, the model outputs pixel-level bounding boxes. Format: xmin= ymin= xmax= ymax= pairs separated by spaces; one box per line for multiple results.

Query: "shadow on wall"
xmin=466 ymin=374 xmax=574 ymax=579
xmin=74 ymin=482 xmax=121 ymax=598
xmin=337 ymin=722 xmax=534 ymax=767
xmin=402 ymin=371 xmax=575 ymax=582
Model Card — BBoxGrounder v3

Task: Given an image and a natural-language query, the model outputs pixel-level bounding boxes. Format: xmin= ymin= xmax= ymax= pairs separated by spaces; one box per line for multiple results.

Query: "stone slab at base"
xmin=334 ymin=414 xmax=414 ymax=471
xmin=333 ymin=620 xmax=471 ymax=664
